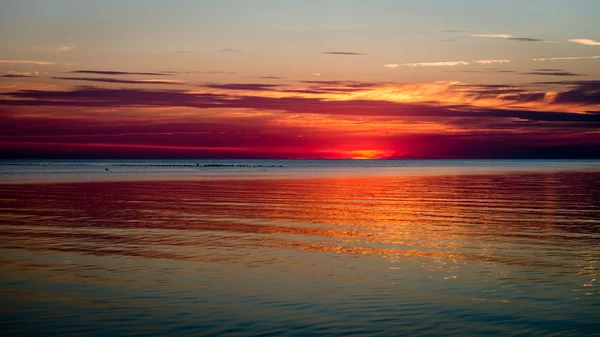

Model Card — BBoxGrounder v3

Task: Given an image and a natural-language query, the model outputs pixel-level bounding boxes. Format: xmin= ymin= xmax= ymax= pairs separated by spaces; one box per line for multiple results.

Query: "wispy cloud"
xmin=532 ymin=55 xmax=600 ymax=61
xmin=160 ymin=71 xmax=236 ymax=75
xmin=71 ymin=70 xmax=171 ymax=76
xmin=381 ymin=64 xmax=399 ymax=69
xmin=52 ymin=77 xmax=184 ymax=85
xmin=254 ymin=76 xmax=283 ymax=79
xmin=322 ymin=51 xmax=367 ymax=55
xmin=220 ymin=48 xmax=242 ymax=52
xmin=400 ymin=59 xmax=510 ymax=67
xmin=37 ymin=43 xmax=75 ymax=53
xmin=523 ymin=69 xmax=585 ymax=77
xmin=0 ymin=60 xmax=56 ymax=65
xmin=473 ymin=59 xmax=511 ymax=64
xmin=533 ymin=80 xmax=600 ymax=87
xmin=569 ymin=38 xmax=600 ymax=46
xmin=205 ymin=83 xmax=281 ymax=91
xmin=1 ymin=70 xmax=40 ymax=78
xmin=469 ymin=34 xmax=513 ymax=39
xmin=448 ymin=69 xmax=515 ymax=74
xmin=507 ymin=37 xmax=543 ymax=42
xmin=1 ymin=74 xmax=29 ymax=78
xmin=467 ymin=34 xmax=543 ymax=42
xmin=403 ymin=61 xmax=470 ymax=67
xmin=199 ymin=71 xmax=236 ymax=75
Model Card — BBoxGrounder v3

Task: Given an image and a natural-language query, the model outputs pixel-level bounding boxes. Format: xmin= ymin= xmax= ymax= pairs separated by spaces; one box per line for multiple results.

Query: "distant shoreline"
xmin=1 ymin=159 xmax=599 ymax=185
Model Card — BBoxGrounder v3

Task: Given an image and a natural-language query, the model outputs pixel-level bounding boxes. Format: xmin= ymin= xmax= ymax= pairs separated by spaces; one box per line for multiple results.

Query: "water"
xmin=1 ymin=160 xmax=599 ymax=336
xmin=1 ymin=159 xmax=600 ymax=183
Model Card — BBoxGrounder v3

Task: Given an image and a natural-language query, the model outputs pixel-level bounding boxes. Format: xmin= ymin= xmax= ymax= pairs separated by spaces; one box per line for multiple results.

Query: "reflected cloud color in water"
xmin=1 ymin=170 xmax=599 ymax=336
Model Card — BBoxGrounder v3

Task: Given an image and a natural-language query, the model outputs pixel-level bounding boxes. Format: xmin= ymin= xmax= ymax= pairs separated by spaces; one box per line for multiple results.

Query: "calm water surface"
xmin=1 ymin=160 xmax=599 ymax=336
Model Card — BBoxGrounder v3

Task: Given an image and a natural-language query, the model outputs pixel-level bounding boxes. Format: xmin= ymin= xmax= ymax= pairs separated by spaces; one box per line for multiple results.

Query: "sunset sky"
xmin=1 ymin=0 xmax=599 ymax=159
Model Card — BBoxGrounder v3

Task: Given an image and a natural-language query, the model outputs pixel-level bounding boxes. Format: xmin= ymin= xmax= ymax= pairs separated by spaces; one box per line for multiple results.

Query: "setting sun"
xmin=347 ymin=149 xmax=394 ymax=159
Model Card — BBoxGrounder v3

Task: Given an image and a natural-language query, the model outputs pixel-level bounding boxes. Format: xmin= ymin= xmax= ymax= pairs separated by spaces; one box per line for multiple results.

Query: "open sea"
xmin=1 ymin=160 xmax=599 ymax=336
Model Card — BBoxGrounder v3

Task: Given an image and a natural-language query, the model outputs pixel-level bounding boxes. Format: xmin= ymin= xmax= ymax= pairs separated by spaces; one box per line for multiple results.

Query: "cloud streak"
xmin=71 ymin=70 xmax=171 ymax=76
xmin=36 ymin=43 xmax=75 ymax=52
xmin=403 ymin=61 xmax=470 ymax=67
xmin=1 ymin=74 xmax=31 ymax=78
xmin=507 ymin=37 xmax=543 ymax=42
xmin=161 ymin=71 xmax=237 ymax=75
xmin=449 ymin=69 xmax=515 ymax=74
xmin=466 ymin=34 xmax=543 ymax=42
xmin=255 ymin=76 xmax=283 ymax=79
xmin=205 ymin=83 xmax=281 ymax=91
xmin=400 ymin=59 xmax=510 ymax=67
xmin=52 ymin=77 xmax=184 ymax=85
xmin=473 ymin=59 xmax=511 ymax=64
xmin=390 ymin=54 xmax=597 ymax=68
xmin=532 ymin=55 xmax=600 ymax=61
xmin=0 ymin=60 xmax=56 ymax=65
xmin=469 ymin=34 xmax=512 ymax=39
xmin=523 ymin=70 xmax=585 ymax=77
xmin=569 ymin=39 xmax=600 ymax=46
xmin=322 ymin=52 xmax=367 ymax=55
xmin=2 ymin=70 xmax=40 ymax=78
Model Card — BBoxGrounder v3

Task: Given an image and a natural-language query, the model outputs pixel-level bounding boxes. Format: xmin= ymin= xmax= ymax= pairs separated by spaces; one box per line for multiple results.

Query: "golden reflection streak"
xmin=1 ymin=173 xmax=598 ymax=274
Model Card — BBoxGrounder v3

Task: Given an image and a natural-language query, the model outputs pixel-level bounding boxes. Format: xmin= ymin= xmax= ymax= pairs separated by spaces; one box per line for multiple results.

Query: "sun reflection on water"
xmin=1 ymin=171 xmax=599 ymax=336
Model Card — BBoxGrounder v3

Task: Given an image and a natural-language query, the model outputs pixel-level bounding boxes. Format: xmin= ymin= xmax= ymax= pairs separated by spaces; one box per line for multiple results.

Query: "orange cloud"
xmin=192 ymin=80 xmax=598 ymax=113
xmin=532 ymin=55 xmax=600 ymax=61
xmin=403 ymin=61 xmax=470 ymax=67
xmin=0 ymin=60 xmax=56 ymax=65
xmin=569 ymin=39 xmax=600 ymax=46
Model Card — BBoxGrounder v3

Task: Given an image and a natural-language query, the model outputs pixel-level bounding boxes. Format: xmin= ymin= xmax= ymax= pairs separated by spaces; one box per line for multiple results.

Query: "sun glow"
xmin=346 ymin=149 xmax=394 ymax=159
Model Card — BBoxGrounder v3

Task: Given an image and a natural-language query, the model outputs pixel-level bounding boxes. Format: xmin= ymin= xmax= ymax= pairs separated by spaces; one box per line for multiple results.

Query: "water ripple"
xmin=1 ymin=170 xmax=599 ymax=336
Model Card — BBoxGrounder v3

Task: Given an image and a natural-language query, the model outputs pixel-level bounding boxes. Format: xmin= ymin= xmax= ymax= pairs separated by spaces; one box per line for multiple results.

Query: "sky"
xmin=1 ymin=0 xmax=599 ymax=159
